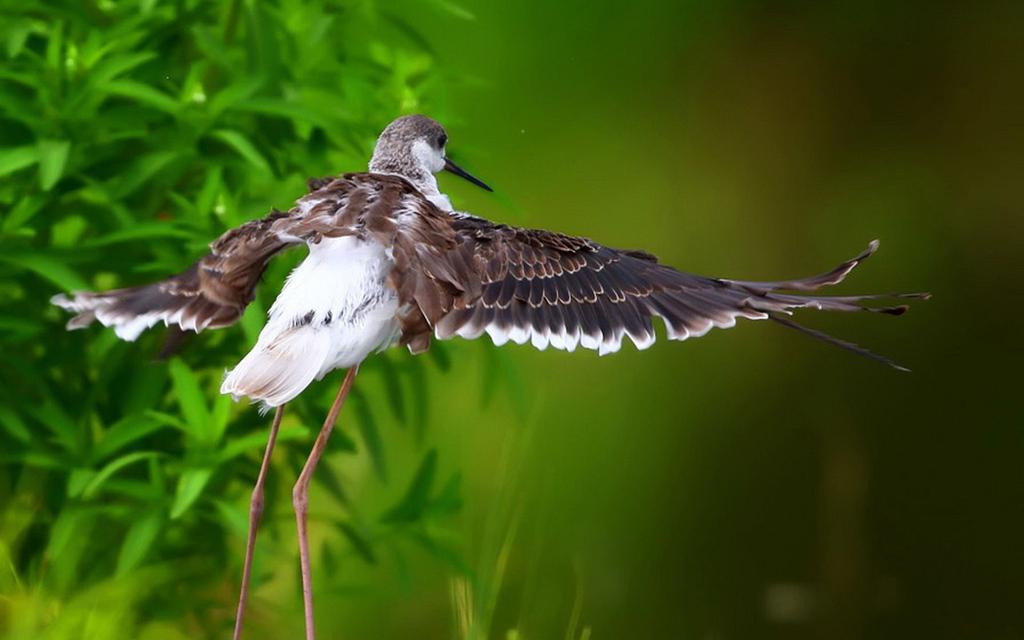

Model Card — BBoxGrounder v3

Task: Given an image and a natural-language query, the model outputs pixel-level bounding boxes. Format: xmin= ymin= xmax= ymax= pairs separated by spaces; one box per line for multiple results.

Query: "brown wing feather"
xmin=396 ymin=216 xmax=925 ymax=364
xmin=52 ymin=209 xmax=301 ymax=339
xmin=428 ymin=221 xmax=764 ymax=353
xmin=51 ymin=173 xmax=409 ymax=340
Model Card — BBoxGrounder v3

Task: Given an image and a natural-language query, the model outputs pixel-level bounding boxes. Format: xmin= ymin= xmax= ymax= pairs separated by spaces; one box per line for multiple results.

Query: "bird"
xmin=51 ymin=114 xmax=928 ymax=639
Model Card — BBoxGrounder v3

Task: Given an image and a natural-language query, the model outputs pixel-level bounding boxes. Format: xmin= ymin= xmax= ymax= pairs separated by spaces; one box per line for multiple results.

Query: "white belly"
xmin=220 ymin=236 xmax=399 ymax=407
xmin=269 ymin=236 xmax=400 ymax=372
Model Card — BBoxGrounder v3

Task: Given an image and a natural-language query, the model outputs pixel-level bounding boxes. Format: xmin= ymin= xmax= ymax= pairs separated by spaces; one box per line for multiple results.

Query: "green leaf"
xmin=195 ymin=164 xmax=223 ymax=219
xmin=2 ymin=450 xmax=66 ymax=470
xmin=351 ymin=390 xmax=386 ymax=481
xmin=428 ymin=472 xmax=463 ymax=517
xmin=143 ymin=410 xmax=189 ymax=432
xmin=232 ymin=97 xmax=320 ymax=124
xmin=409 ymin=530 xmax=471 ymax=574
xmin=116 ymin=510 xmax=163 ymax=575
xmin=82 ymin=451 xmax=163 ymax=498
xmin=100 ymin=79 xmax=180 ymax=114
xmin=120 ymin=365 xmax=169 ymax=416
xmin=1 ymin=251 xmax=89 ymax=291
xmin=321 ymin=539 xmax=338 ymax=575
xmin=2 ymin=193 xmax=49 ymax=232
xmin=178 ymin=60 xmax=208 ymax=104
xmin=429 ymin=342 xmax=452 ymax=372
xmin=209 ymin=392 xmax=232 ymax=446
xmin=93 ymin=414 xmax=169 ymax=461
xmin=0 ymin=80 xmax=41 ymax=126
xmin=212 ymin=499 xmax=248 ymax=538
xmin=425 ymin=0 xmax=477 ymax=21
xmin=209 ymin=129 xmax=271 ymax=174
xmin=171 ymin=467 xmax=212 ymax=519
xmin=28 ymin=397 xmax=81 ymax=455
xmin=219 ymin=424 xmax=305 ymax=462
xmin=373 ymin=356 xmax=406 ymax=423
xmin=0 ymin=314 xmax=44 ymax=339
xmin=47 ymin=508 xmax=96 ymax=562
xmin=381 ymin=449 xmax=437 ymax=524
xmin=87 ymin=222 xmax=193 ymax=246
xmin=207 ymin=77 xmax=263 ymax=117
xmin=108 ymin=150 xmax=179 ymax=198
xmin=87 ymin=51 xmax=156 ymax=85
xmin=50 ymin=214 xmax=87 ymax=246
xmin=0 ymin=406 xmax=32 ymax=443
xmin=240 ymin=300 xmax=265 ymax=345
xmin=5 ymin=19 xmax=34 ymax=58
xmin=405 ymin=360 xmax=429 ymax=441
xmin=45 ymin=20 xmax=63 ymax=70
xmin=168 ymin=358 xmax=210 ymax=441
xmin=0 ymin=145 xmax=38 ymax=178
xmin=0 ymin=66 xmax=38 ymax=89
xmin=67 ymin=467 xmax=95 ymax=497
xmin=37 ymin=139 xmax=70 ymax=190
xmin=337 ymin=521 xmax=377 ymax=565
xmin=167 ymin=191 xmax=197 ymax=217
xmin=313 ymin=457 xmax=350 ymax=507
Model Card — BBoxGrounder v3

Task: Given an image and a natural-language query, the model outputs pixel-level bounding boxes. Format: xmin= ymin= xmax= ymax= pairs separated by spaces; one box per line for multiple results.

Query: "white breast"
xmin=220 ymin=236 xmax=400 ymax=408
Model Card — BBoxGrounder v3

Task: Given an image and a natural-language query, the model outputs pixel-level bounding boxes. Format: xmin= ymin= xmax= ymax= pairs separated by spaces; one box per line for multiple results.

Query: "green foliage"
xmin=0 ymin=0 xmax=472 ymax=636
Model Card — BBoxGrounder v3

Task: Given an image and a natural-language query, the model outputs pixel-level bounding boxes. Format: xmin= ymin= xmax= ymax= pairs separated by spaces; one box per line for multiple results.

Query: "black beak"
xmin=443 ymin=157 xmax=493 ymax=192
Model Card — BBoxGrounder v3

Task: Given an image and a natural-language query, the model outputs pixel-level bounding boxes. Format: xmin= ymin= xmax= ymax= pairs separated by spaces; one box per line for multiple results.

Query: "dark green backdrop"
xmin=1 ymin=1 xmax=1020 ymax=638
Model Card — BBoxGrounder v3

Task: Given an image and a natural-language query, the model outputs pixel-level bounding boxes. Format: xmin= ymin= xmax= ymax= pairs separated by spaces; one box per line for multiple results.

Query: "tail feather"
xmin=220 ymin=327 xmax=332 ymax=409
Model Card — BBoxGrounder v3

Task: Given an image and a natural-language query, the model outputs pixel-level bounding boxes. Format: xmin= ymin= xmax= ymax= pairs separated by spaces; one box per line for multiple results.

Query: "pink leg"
xmin=293 ymin=366 xmax=359 ymax=640
xmin=232 ymin=404 xmax=285 ymax=640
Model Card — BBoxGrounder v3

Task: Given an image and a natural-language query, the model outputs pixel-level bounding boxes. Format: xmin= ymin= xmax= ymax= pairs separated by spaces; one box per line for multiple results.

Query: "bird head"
xmin=369 ymin=114 xmax=492 ymax=193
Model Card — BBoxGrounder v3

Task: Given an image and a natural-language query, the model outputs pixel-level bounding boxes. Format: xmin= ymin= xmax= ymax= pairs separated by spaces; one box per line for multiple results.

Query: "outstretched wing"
xmin=401 ymin=216 xmax=923 ymax=366
xmin=52 ymin=210 xmax=302 ymax=340
xmin=51 ymin=174 xmax=405 ymax=341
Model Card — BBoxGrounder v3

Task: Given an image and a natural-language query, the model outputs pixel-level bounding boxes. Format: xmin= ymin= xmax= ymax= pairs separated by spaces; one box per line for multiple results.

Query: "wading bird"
xmin=52 ymin=114 xmax=927 ymax=639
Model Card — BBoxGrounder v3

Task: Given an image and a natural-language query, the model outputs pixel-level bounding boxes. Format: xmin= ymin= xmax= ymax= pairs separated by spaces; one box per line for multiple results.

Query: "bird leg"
xmin=232 ymin=403 xmax=285 ymax=640
xmin=293 ymin=365 xmax=359 ymax=640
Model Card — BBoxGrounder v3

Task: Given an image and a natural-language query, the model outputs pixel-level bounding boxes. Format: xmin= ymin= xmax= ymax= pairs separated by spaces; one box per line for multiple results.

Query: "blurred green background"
xmin=1 ymin=0 xmax=1021 ymax=638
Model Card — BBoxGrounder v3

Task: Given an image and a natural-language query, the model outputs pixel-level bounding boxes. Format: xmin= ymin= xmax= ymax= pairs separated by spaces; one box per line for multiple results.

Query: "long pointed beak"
xmin=443 ymin=157 xmax=493 ymax=192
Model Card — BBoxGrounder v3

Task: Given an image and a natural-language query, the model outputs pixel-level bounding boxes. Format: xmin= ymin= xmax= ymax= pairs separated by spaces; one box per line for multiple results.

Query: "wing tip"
xmin=65 ymin=312 xmax=96 ymax=330
xmin=769 ymin=314 xmax=913 ymax=372
xmin=876 ymin=304 xmax=909 ymax=316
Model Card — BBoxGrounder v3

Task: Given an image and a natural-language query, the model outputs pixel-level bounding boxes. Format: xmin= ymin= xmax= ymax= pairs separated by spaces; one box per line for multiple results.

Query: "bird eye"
xmin=437 ymin=134 xmax=447 ymax=148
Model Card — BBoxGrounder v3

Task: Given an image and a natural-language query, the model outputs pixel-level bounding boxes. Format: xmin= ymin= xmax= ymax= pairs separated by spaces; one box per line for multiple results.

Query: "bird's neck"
xmin=368 ymin=158 xmax=453 ymax=211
